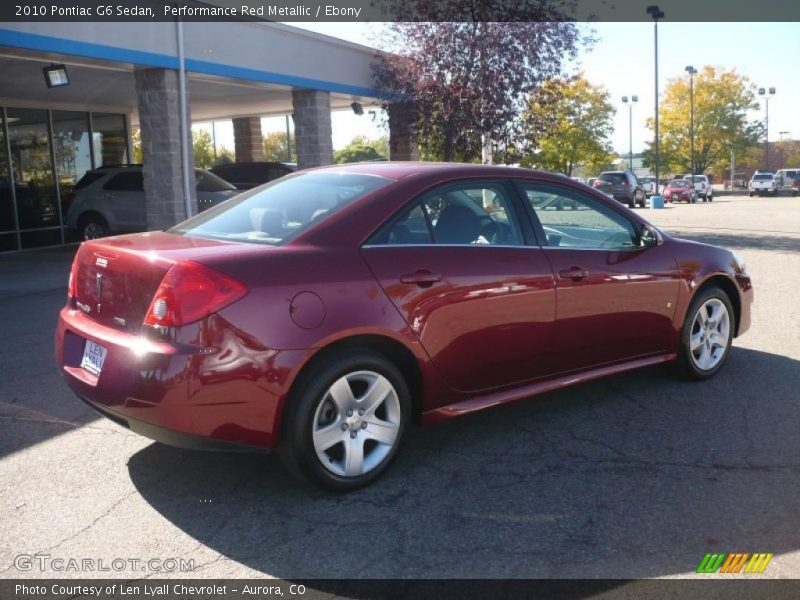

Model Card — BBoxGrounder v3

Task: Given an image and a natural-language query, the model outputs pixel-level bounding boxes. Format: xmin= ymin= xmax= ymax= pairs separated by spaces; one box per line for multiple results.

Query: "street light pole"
xmin=647 ymin=6 xmax=665 ymax=190
xmin=758 ymin=87 xmax=776 ymax=171
xmin=685 ymin=66 xmax=697 ymax=178
xmin=622 ymin=95 xmax=638 ymax=172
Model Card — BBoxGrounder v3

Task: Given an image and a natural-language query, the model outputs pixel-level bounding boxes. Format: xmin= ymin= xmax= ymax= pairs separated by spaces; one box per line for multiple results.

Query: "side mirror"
xmin=640 ymin=224 xmax=662 ymax=248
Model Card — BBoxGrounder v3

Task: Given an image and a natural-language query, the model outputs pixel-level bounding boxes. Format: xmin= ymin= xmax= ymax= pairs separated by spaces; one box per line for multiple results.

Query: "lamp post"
xmin=621 ymin=95 xmax=638 ymax=172
xmin=647 ymin=5 xmax=665 ymax=190
xmin=685 ymin=66 xmax=697 ymax=179
xmin=758 ymin=86 xmax=776 ymax=171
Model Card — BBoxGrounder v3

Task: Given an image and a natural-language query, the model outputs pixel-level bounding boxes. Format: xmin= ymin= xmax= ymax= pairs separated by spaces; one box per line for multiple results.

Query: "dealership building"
xmin=0 ymin=21 xmax=418 ymax=252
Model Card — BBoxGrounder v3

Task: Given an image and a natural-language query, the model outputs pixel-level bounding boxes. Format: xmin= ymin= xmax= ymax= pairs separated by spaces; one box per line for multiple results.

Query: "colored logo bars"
xmin=697 ymin=552 xmax=773 ymax=574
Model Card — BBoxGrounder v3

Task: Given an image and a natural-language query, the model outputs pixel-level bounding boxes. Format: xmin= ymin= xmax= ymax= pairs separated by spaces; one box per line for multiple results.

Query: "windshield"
xmin=195 ymin=169 xmax=236 ymax=192
xmin=172 ymin=171 xmax=392 ymax=244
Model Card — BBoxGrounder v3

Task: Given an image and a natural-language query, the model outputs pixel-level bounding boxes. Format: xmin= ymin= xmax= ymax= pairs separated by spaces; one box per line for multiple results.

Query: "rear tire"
xmin=279 ymin=351 xmax=411 ymax=491
xmin=674 ymin=285 xmax=734 ymax=380
xmin=78 ymin=214 xmax=109 ymax=240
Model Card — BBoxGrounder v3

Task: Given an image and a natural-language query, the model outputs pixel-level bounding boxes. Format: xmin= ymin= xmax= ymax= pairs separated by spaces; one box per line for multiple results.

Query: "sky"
xmin=196 ymin=22 xmax=800 ymax=156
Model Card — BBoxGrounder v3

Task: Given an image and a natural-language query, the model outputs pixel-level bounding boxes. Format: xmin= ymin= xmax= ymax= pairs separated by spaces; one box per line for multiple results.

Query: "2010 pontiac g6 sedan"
xmin=56 ymin=163 xmax=753 ymax=490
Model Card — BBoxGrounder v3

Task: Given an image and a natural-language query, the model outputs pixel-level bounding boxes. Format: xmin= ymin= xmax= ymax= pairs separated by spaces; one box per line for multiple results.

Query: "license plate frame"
xmin=81 ymin=340 xmax=108 ymax=376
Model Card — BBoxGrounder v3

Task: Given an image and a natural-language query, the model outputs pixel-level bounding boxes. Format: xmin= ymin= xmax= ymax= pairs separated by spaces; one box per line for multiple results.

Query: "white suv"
xmin=65 ymin=165 xmax=240 ymax=240
xmin=749 ymin=172 xmax=778 ymax=196
xmin=683 ymin=174 xmax=713 ymax=201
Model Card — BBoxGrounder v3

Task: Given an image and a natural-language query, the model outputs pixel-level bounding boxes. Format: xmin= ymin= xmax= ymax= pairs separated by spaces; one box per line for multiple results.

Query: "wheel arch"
xmin=76 ymin=209 xmax=110 ymax=230
xmin=694 ymin=274 xmax=742 ymax=336
xmin=284 ymin=333 xmax=425 ymax=426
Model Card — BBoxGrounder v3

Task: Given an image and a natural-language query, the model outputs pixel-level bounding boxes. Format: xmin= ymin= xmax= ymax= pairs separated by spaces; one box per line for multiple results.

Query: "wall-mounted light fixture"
xmin=43 ymin=64 xmax=69 ymax=88
xmin=351 ymin=101 xmax=364 ymax=115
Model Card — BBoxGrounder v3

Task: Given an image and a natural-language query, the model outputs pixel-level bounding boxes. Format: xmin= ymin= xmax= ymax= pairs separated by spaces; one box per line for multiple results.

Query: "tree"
xmin=373 ymin=7 xmax=582 ymax=162
xmin=263 ymin=131 xmax=296 ymax=162
xmin=642 ymin=66 xmax=762 ymax=177
xmin=217 ymin=146 xmax=235 ymax=165
xmin=518 ymin=75 xmax=615 ymax=176
xmin=334 ymin=136 xmax=389 ymax=163
xmin=192 ymin=129 xmax=215 ymax=169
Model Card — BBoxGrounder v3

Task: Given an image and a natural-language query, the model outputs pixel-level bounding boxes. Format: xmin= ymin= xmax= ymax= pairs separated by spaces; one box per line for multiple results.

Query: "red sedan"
xmin=56 ymin=163 xmax=753 ymax=489
xmin=664 ymin=179 xmax=696 ymax=203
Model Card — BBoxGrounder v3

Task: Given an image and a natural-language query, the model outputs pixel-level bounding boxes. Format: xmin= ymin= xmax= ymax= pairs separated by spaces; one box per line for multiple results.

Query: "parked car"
xmin=57 ymin=163 xmax=753 ymax=490
xmin=65 ymin=165 xmax=241 ymax=240
xmin=683 ymin=174 xmax=713 ymax=201
xmin=749 ymin=172 xmax=778 ymax=196
xmin=638 ymin=176 xmax=657 ymax=197
xmin=774 ymin=168 xmax=800 ymax=188
xmin=209 ymin=161 xmax=295 ymax=190
xmin=664 ymin=179 xmax=696 ymax=203
xmin=593 ymin=171 xmax=646 ymax=208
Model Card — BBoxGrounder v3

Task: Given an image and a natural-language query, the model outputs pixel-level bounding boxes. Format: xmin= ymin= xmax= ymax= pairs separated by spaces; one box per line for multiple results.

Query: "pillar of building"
xmin=291 ymin=89 xmax=334 ymax=169
xmin=134 ymin=68 xmax=196 ymax=230
xmin=232 ymin=117 xmax=264 ymax=163
xmin=388 ymin=102 xmax=419 ymax=161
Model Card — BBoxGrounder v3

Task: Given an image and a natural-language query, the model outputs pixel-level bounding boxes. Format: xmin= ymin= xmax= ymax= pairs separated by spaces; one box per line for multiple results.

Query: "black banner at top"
xmin=0 ymin=0 xmax=799 ymax=22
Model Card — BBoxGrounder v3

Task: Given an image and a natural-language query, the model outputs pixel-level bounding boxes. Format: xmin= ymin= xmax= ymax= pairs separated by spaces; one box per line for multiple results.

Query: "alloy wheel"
xmin=83 ymin=222 xmax=106 ymax=240
xmin=689 ymin=298 xmax=731 ymax=371
xmin=312 ymin=370 xmax=401 ymax=478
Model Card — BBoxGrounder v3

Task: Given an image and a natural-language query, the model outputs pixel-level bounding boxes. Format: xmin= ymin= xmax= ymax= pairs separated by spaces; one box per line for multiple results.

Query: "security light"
xmin=646 ymin=5 xmax=665 ymax=19
xmin=43 ymin=64 xmax=69 ymax=88
xmin=351 ymin=102 xmax=364 ymax=116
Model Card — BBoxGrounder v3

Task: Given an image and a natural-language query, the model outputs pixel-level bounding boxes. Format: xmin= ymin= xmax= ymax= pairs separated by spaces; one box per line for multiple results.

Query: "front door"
xmin=361 ymin=181 xmax=556 ymax=394
xmin=516 ymin=181 xmax=680 ymax=373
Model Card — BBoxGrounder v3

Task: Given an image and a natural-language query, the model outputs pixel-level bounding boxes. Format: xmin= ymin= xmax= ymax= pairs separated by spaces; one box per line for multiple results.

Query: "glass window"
xmin=195 ymin=169 xmax=236 ymax=192
xmin=521 ymin=184 xmax=639 ymax=250
xmin=103 ymin=171 xmax=143 ymax=192
xmin=91 ymin=113 xmax=128 ymax=167
xmin=52 ymin=111 xmax=92 ymax=207
xmin=172 ymin=171 xmax=391 ymax=245
xmin=371 ymin=182 xmax=524 ymax=247
xmin=0 ymin=110 xmax=15 ymax=233
xmin=6 ymin=108 xmax=59 ymax=239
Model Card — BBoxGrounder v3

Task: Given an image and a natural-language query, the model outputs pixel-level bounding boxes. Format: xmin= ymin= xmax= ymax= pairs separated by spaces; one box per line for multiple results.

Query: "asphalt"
xmin=1 ymin=194 xmax=799 ymax=580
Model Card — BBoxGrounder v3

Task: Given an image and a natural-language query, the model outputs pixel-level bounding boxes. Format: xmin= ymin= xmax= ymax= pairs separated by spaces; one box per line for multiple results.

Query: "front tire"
xmin=279 ymin=351 xmax=411 ymax=491
xmin=675 ymin=286 xmax=734 ymax=380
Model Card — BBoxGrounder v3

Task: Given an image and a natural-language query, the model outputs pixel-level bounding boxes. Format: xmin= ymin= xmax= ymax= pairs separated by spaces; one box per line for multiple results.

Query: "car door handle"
xmin=558 ymin=267 xmax=590 ymax=281
xmin=400 ymin=270 xmax=442 ymax=287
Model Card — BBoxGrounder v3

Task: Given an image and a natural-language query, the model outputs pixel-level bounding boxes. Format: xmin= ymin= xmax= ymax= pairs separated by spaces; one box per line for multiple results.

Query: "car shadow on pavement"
xmin=669 ymin=230 xmax=800 ymax=254
xmin=127 ymin=346 xmax=800 ymax=579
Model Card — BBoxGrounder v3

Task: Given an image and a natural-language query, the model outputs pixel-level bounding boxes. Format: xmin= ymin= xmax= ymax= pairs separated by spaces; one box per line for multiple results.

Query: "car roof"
xmin=302 ymin=161 xmax=563 ymax=182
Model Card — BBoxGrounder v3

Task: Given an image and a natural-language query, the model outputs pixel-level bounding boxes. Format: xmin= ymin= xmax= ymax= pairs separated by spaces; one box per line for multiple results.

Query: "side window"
xmin=103 ymin=171 xmax=143 ymax=192
xmin=521 ymin=184 xmax=639 ymax=250
xmin=369 ymin=182 xmax=524 ymax=246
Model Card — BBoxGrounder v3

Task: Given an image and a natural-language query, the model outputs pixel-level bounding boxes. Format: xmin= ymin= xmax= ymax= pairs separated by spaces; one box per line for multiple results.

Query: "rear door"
xmin=102 ymin=171 xmax=145 ymax=230
xmin=516 ymin=181 xmax=680 ymax=372
xmin=361 ymin=180 xmax=557 ymax=393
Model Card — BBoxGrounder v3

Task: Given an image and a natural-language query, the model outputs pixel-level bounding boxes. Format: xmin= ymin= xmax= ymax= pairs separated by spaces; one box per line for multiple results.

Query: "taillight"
xmin=593 ymin=180 xmax=602 ymax=187
xmin=67 ymin=253 xmax=79 ymax=299
xmin=622 ymin=179 xmax=630 ymax=187
xmin=143 ymin=261 xmax=247 ymax=327
xmin=63 ymin=191 xmax=77 ymax=212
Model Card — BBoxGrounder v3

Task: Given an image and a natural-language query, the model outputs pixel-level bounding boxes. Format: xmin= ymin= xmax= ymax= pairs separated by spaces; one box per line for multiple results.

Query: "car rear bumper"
xmin=56 ymin=306 xmax=304 ymax=450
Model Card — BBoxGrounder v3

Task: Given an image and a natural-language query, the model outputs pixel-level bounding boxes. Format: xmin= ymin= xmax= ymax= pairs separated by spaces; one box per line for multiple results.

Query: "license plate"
xmin=81 ymin=340 xmax=108 ymax=376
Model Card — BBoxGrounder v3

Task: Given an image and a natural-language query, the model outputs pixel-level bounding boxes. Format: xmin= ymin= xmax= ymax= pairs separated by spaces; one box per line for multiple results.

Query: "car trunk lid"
xmin=71 ymin=232 xmax=255 ymax=333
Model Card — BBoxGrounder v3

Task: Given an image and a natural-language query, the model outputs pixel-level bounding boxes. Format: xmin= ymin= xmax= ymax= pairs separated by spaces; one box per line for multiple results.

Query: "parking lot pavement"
xmin=1 ymin=194 xmax=799 ymax=580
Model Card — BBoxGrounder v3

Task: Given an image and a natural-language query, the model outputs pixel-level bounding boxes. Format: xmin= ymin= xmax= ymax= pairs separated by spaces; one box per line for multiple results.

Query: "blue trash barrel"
xmin=650 ymin=195 xmax=665 ymax=209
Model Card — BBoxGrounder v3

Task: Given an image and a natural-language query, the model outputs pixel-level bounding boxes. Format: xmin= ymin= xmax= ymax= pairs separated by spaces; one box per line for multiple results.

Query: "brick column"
xmin=292 ymin=89 xmax=334 ymax=169
xmin=388 ymin=102 xmax=419 ymax=161
xmin=134 ymin=68 xmax=196 ymax=230
xmin=232 ymin=117 xmax=263 ymax=163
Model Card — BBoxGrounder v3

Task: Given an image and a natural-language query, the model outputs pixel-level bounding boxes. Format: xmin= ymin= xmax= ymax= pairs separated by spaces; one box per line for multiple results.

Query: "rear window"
xmin=195 ymin=169 xmax=236 ymax=192
xmin=599 ymin=173 xmax=626 ymax=184
xmin=753 ymin=174 xmax=774 ymax=181
xmin=171 ymin=171 xmax=391 ymax=245
xmin=73 ymin=171 xmax=107 ymax=190
xmin=103 ymin=171 xmax=144 ymax=192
